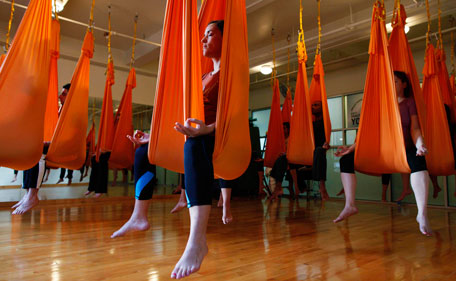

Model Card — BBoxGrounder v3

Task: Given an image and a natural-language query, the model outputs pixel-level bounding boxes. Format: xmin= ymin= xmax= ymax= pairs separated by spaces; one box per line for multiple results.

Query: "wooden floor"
xmin=2 ymin=196 xmax=456 ymax=280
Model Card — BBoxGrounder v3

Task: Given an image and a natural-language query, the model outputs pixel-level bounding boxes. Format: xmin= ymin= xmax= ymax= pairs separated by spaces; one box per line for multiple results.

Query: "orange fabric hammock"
xmin=96 ymin=61 xmax=115 ymax=162
xmin=281 ymin=88 xmax=292 ymax=124
xmin=436 ymin=48 xmax=455 ymax=122
xmin=46 ymin=31 xmax=94 ymax=170
xmin=264 ymin=79 xmax=286 ymax=168
xmin=0 ymin=0 xmax=52 ymax=170
xmin=43 ymin=19 xmax=61 ymax=142
xmin=309 ymin=54 xmax=332 ymax=144
xmin=0 ymin=55 xmax=5 ymax=67
xmin=109 ymin=68 xmax=136 ymax=169
xmin=422 ymin=44 xmax=454 ymax=175
xmin=148 ymin=0 xmax=250 ymax=180
xmin=287 ymin=40 xmax=314 ymax=166
xmin=354 ymin=2 xmax=410 ymax=175
xmin=388 ymin=4 xmax=427 ymax=136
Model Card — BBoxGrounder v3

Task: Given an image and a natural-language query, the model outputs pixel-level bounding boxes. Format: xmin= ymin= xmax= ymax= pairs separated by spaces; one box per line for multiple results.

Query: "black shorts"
xmin=339 ymin=147 xmax=427 ymax=174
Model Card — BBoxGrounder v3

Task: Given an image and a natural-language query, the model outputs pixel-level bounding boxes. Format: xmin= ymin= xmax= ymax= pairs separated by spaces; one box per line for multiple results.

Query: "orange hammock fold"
xmin=388 ymin=4 xmax=427 ymax=136
xmin=109 ymin=68 xmax=136 ymax=169
xmin=149 ymin=0 xmax=251 ymax=179
xmin=46 ymin=31 xmax=94 ymax=170
xmin=354 ymin=2 xmax=410 ymax=175
xmin=264 ymin=79 xmax=286 ymax=168
xmin=435 ymin=48 xmax=455 ymax=122
xmin=0 ymin=0 xmax=52 ymax=170
xmin=43 ymin=19 xmax=61 ymax=142
xmin=0 ymin=54 xmax=5 ymax=67
xmin=96 ymin=61 xmax=115 ymax=162
xmin=287 ymin=60 xmax=315 ymax=165
xmin=281 ymin=88 xmax=292 ymax=124
xmin=309 ymin=54 xmax=332 ymax=144
xmin=422 ymin=44 xmax=454 ymax=175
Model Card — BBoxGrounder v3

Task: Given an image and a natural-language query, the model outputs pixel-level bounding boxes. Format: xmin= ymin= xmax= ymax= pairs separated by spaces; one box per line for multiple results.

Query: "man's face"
xmin=311 ymin=101 xmax=322 ymax=115
xmin=59 ymin=88 xmax=68 ymax=105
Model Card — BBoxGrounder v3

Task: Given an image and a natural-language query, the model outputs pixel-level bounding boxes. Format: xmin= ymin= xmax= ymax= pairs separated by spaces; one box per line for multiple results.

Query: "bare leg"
xmin=111 ymin=199 xmax=151 ymax=238
xmin=171 ymin=191 xmax=187 ymax=214
xmin=12 ymin=189 xmax=28 ymax=209
xmin=12 ymin=188 xmax=39 ymax=215
xmin=381 ymin=183 xmax=388 ymax=202
xmin=290 ymin=169 xmax=300 ymax=198
xmin=258 ymin=171 xmax=267 ymax=195
xmin=221 ymin=188 xmax=232 ymax=224
xmin=336 ymin=188 xmax=345 ymax=196
xmin=269 ymin=178 xmax=283 ymax=201
xmin=112 ymin=169 xmax=118 ymax=187
xmin=171 ymin=205 xmax=210 ymax=279
xmin=333 ymin=173 xmax=358 ymax=223
xmin=429 ymin=175 xmax=441 ymax=199
xmin=319 ymin=180 xmax=329 ymax=201
xmin=410 ymin=171 xmax=432 ymax=236
xmin=397 ymin=173 xmax=412 ymax=201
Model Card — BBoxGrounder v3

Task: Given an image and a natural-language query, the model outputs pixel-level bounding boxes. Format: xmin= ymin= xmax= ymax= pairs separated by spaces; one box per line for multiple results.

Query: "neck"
xmin=397 ymin=92 xmax=405 ymax=100
xmin=313 ymin=113 xmax=323 ymax=121
xmin=212 ymin=57 xmax=221 ymax=73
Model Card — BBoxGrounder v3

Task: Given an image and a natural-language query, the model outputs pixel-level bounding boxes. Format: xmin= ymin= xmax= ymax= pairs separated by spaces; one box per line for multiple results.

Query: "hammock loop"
xmin=271 ymin=28 xmax=277 ymax=84
xmin=107 ymin=5 xmax=113 ymax=64
xmin=392 ymin=0 xmax=401 ymax=27
xmin=53 ymin=0 xmax=59 ymax=20
xmin=88 ymin=0 xmax=96 ymax=31
xmin=316 ymin=0 xmax=321 ymax=55
xmin=425 ymin=0 xmax=431 ymax=48
xmin=130 ymin=14 xmax=138 ymax=69
xmin=437 ymin=0 xmax=443 ymax=50
xmin=5 ymin=0 xmax=15 ymax=52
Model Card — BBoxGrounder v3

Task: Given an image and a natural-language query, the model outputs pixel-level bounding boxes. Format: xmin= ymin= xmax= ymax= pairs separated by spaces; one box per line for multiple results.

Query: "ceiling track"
xmin=0 ymin=0 xmax=161 ymax=47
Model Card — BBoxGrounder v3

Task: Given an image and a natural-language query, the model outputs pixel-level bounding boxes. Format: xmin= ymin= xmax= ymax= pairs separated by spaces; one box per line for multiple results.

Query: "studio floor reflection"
xmin=1 ymin=196 xmax=456 ymax=280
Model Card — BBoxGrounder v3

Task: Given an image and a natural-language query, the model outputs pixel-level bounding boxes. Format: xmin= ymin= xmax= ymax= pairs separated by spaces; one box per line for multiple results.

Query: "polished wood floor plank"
xmin=1 ymin=197 xmax=456 ymax=280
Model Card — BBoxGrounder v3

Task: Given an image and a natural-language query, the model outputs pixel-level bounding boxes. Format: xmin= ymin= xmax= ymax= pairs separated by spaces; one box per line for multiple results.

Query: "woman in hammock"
xmin=334 ymin=71 xmax=432 ymax=236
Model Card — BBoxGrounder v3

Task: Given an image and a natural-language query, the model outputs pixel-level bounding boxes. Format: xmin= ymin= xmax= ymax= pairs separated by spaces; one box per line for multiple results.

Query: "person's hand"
xmin=416 ymin=142 xmax=428 ymax=156
xmin=334 ymin=146 xmax=353 ymax=157
xmin=322 ymin=142 xmax=330 ymax=150
xmin=174 ymin=118 xmax=214 ymax=137
xmin=127 ymin=130 xmax=150 ymax=145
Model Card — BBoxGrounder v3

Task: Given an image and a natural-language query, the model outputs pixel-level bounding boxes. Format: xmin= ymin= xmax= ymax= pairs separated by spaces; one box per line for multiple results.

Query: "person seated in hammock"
xmin=334 ymin=71 xmax=432 ymax=236
xmin=170 ymin=20 xmax=235 ymax=279
xmin=111 ymin=130 xmax=156 ymax=238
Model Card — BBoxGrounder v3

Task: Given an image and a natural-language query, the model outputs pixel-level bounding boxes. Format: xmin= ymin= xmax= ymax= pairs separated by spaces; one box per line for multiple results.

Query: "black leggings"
xmin=340 ymin=148 xmax=427 ymax=174
xmin=88 ymin=152 xmax=111 ymax=194
xmin=134 ymin=144 xmax=156 ymax=200
xmin=184 ymin=135 xmax=215 ymax=207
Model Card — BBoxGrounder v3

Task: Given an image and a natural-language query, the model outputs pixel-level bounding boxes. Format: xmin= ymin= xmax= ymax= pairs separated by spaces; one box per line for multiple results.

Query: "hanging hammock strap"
xmin=451 ymin=25 xmax=455 ymax=76
xmin=5 ymin=0 xmax=15 ymax=52
xmin=53 ymin=0 xmax=59 ymax=20
xmin=88 ymin=0 xmax=95 ymax=31
xmin=392 ymin=0 xmax=401 ymax=27
xmin=437 ymin=0 xmax=443 ymax=49
xmin=130 ymin=14 xmax=138 ymax=69
xmin=107 ymin=5 xmax=113 ymax=64
xmin=316 ymin=0 xmax=322 ymax=55
xmin=425 ymin=0 xmax=431 ymax=48
xmin=297 ymin=0 xmax=307 ymax=63
xmin=271 ymin=28 xmax=277 ymax=83
xmin=287 ymin=34 xmax=290 ymax=88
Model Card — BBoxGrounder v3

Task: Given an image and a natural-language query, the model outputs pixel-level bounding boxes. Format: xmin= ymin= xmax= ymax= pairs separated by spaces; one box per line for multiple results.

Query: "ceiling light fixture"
xmin=385 ymin=23 xmax=410 ymax=34
xmin=260 ymin=65 xmax=272 ymax=75
xmin=52 ymin=0 xmax=70 ymax=13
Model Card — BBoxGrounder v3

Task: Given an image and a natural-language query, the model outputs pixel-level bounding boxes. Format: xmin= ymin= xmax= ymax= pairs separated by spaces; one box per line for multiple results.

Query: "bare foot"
xmin=111 ymin=218 xmax=150 ymax=238
xmin=320 ymin=188 xmax=329 ymax=201
xmin=222 ymin=204 xmax=233 ymax=224
xmin=93 ymin=193 xmax=103 ymax=198
xmin=333 ymin=205 xmax=358 ymax=223
xmin=12 ymin=196 xmax=39 ymax=215
xmin=11 ymin=194 xmax=27 ymax=209
xmin=416 ymin=214 xmax=432 ymax=236
xmin=84 ymin=191 xmax=93 ymax=196
xmin=269 ymin=190 xmax=283 ymax=201
xmin=171 ymin=201 xmax=187 ymax=214
xmin=79 ymin=174 xmax=84 ymax=182
xmin=56 ymin=179 xmax=64 ymax=184
xmin=336 ymin=188 xmax=345 ymax=196
xmin=433 ymin=186 xmax=442 ymax=199
xmin=397 ymin=189 xmax=412 ymax=201
xmin=171 ymin=243 xmax=208 ymax=279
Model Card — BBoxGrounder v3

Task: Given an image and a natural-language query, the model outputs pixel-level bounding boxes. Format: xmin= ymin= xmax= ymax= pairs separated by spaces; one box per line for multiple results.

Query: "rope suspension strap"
xmin=88 ymin=0 xmax=95 ymax=31
xmin=130 ymin=14 xmax=138 ymax=69
xmin=287 ymin=34 xmax=291 ymax=89
xmin=53 ymin=0 xmax=59 ymax=20
xmin=297 ymin=0 xmax=307 ymax=63
xmin=437 ymin=0 xmax=443 ymax=49
xmin=425 ymin=0 xmax=431 ymax=48
xmin=5 ymin=0 xmax=15 ymax=52
xmin=392 ymin=0 xmax=401 ymax=27
xmin=316 ymin=0 xmax=322 ymax=55
xmin=107 ymin=5 xmax=113 ymax=64
xmin=271 ymin=28 xmax=277 ymax=83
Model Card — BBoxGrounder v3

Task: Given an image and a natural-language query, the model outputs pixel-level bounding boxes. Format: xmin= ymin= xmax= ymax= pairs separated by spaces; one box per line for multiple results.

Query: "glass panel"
xmin=346 ymin=130 xmax=357 ymax=145
xmin=327 ymin=97 xmax=343 ymax=130
xmin=345 ymin=93 xmax=363 ymax=128
xmin=252 ymin=109 xmax=271 ymax=137
xmin=330 ymin=131 xmax=343 ymax=147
